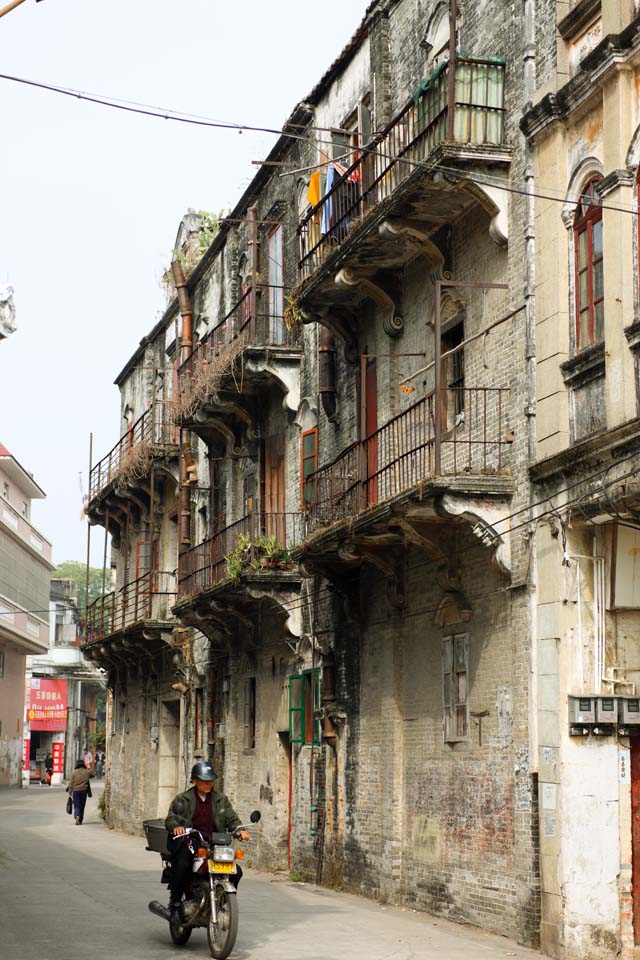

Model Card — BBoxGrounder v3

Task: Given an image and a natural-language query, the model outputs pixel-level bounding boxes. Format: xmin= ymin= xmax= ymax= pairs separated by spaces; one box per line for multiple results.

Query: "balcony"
xmin=0 ymin=595 xmax=49 ymax=655
xmin=297 ymin=56 xmax=509 ymax=308
xmin=175 ymin=512 xmax=305 ymax=642
xmin=88 ymin=400 xmax=177 ymax=505
xmin=83 ymin=571 xmax=176 ymax=653
xmin=176 ymin=286 xmax=302 ymax=438
xmin=300 ymin=387 xmax=514 ymax=605
xmin=0 ymin=498 xmax=53 ymax=564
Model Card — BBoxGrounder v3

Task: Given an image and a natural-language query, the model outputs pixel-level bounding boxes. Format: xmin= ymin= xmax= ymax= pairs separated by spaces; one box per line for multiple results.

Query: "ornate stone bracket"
xmin=338 ymin=538 xmax=405 ymax=608
xmin=205 ymin=396 xmax=253 ymax=430
xmin=379 ymin=218 xmax=447 ymax=277
xmin=300 ymin=305 xmax=358 ymax=362
xmin=335 ymin=266 xmax=404 ymax=338
xmin=433 ymin=567 xmax=473 ymax=627
xmin=249 ymin=359 xmax=300 ymax=414
xmin=437 ymin=493 xmax=511 ymax=576
xmin=245 ymin=584 xmax=302 ymax=638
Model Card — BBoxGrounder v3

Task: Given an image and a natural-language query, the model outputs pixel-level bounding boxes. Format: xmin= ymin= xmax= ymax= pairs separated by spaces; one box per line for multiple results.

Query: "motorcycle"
xmin=145 ymin=810 xmax=261 ymax=959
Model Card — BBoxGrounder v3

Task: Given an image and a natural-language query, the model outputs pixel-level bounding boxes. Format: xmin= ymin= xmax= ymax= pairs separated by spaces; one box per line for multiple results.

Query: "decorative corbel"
xmin=339 ymin=538 xmax=405 ymax=608
xmin=300 ymin=305 xmax=358 ymax=362
xmin=433 ymin=567 xmax=473 ymax=627
xmin=436 ymin=493 xmax=511 ymax=576
xmin=245 ymin=584 xmax=302 ymax=639
xmin=379 ymin=218 xmax=448 ymax=279
xmin=335 ymin=267 xmax=403 ymax=338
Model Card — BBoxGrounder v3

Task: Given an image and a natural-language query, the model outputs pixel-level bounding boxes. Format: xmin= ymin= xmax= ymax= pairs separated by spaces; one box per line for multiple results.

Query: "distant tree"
xmin=51 ymin=561 xmax=106 ymax=615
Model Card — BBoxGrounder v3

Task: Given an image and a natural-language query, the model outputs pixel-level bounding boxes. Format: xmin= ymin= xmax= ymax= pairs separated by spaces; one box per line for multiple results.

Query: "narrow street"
xmin=0 ymin=784 xmax=540 ymax=960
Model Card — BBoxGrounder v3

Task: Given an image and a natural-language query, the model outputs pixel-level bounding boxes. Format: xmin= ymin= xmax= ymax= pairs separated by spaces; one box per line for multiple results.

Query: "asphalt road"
xmin=0 ymin=783 xmax=541 ymax=960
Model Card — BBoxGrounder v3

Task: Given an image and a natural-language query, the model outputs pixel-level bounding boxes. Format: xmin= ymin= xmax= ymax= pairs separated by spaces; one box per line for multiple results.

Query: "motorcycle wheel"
xmin=169 ymin=917 xmax=192 ymax=946
xmin=207 ymin=887 xmax=238 ymax=959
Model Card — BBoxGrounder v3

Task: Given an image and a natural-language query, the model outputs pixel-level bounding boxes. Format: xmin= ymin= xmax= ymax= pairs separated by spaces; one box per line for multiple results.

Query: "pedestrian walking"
xmin=43 ymin=752 xmax=53 ymax=785
xmin=67 ymin=760 xmax=95 ymax=825
xmin=82 ymin=748 xmax=92 ymax=769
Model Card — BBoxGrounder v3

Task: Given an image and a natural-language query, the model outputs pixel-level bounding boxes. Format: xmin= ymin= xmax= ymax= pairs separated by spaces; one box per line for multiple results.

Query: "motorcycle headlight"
xmin=213 ymin=845 xmax=235 ymax=862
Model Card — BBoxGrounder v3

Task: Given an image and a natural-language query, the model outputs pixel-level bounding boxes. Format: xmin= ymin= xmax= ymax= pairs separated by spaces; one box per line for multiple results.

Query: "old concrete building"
xmin=82 ymin=0 xmax=636 ymax=951
xmin=520 ymin=3 xmax=640 ymax=959
xmin=81 ymin=313 xmax=195 ymax=827
xmin=172 ymin=0 xmax=538 ymax=946
xmin=0 ymin=442 xmax=53 ymax=785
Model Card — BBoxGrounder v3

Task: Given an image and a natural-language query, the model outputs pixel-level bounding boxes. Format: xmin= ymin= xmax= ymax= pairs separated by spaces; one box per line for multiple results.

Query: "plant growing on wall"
xmin=161 ymin=210 xmax=225 ymax=300
xmin=112 ymin=442 xmax=154 ymax=495
xmin=225 ymin=534 xmax=252 ymax=580
xmin=283 ymin=294 xmax=303 ymax=333
xmin=175 ymin=335 xmax=245 ymax=422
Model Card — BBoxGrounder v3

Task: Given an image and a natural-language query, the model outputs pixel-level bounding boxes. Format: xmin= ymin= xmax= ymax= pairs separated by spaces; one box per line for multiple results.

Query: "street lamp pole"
xmin=0 ymin=0 xmax=43 ymax=18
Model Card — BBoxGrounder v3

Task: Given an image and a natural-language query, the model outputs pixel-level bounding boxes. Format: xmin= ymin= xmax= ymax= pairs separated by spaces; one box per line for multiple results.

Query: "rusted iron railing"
xmin=85 ymin=571 xmax=177 ymax=644
xmin=177 ymin=285 xmax=301 ymax=397
xmin=298 ymin=56 xmax=506 ymax=276
xmin=307 ymin=387 xmax=510 ymax=529
xmin=178 ymin=512 xmax=304 ymax=597
xmin=89 ymin=400 xmax=177 ymax=500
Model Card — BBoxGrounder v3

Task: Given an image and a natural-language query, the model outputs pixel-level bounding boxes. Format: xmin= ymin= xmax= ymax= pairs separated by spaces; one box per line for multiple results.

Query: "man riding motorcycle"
xmin=165 ymin=760 xmax=250 ymax=922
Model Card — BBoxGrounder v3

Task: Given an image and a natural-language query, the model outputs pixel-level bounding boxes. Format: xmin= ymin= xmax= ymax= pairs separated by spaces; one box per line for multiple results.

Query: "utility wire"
xmin=2 ymin=73 xmax=640 ymax=222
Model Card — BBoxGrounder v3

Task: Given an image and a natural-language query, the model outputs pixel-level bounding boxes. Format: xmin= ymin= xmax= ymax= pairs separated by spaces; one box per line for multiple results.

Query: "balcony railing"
xmin=298 ymin=56 xmax=506 ymax=276
xmin=89 ymin=400 xmax=177 ymax=501
xmin=85 ymin=571 xmax=176 ymax=644
xmin=177 ymin=286 xmax=301 ymax=420
xmin=307 ymin=386 xmax=511 ymax=530
xmin=178 ymin=512 xmax=304 ymax=598
xmin=0 ymin=498 xmax=53 ymax=562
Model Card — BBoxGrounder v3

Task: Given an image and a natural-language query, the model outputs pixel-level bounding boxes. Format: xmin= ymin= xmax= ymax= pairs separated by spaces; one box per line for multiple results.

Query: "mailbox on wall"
xmin=568 ymin=696 xmax=596 ymax=724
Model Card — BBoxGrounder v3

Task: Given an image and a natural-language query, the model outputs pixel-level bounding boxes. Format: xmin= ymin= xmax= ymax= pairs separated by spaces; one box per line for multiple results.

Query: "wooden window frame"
xmin=300 ymin=427 xmax=319 ymax=508
xmin=289 ymin=669 xmax=321 ymax=746
xmin=267 ymin=223 xmax=284 ymax=341
xmin=574 ymin=176 xmax=604 ymax=352
xmin=443 ymin=633 xmax=469 ymax=743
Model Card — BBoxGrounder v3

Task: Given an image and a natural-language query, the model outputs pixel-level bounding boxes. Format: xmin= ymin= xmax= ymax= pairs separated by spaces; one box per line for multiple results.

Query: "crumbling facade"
xmin=86 ymin=0 xmax=640 ymax=952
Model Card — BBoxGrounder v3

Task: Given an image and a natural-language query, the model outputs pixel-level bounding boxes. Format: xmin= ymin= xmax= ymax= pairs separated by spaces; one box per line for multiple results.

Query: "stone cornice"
xmin=530 ymin=416 xmax=640 ymax=482
xmin=597 ymin=168 xmax=635 ymax=196
xmin=560 ymin=341 xmax=605 ymax=389
xmin=520 ymin=17 xmax=640 ymax=141
xmin=558 ymin=0 xmax=601 ymax=41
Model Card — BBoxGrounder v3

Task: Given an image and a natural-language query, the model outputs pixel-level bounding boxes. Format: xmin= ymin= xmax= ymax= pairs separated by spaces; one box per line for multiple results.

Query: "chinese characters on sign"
xmin=28 ymin=678 xmax=68 ymax=731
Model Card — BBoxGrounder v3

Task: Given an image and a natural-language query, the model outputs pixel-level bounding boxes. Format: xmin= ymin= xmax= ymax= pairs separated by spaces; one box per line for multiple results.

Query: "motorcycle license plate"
xmin=209 ymin=860 xmax=237 ymax=874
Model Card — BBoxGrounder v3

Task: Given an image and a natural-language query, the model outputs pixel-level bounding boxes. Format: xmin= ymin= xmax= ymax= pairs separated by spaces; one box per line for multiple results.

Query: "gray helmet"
xmin=191 ymin=760 xmax=216 ymax=782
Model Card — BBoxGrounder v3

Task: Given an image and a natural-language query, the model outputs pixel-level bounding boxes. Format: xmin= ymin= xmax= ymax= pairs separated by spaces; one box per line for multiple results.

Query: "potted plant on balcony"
xmin=252 ymin=535 xmax=293 ymax=570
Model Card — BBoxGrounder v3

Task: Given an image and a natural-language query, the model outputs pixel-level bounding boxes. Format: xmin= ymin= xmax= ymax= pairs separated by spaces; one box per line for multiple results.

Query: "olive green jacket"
xmin=165 ymin=786 xmax=241 ymax=835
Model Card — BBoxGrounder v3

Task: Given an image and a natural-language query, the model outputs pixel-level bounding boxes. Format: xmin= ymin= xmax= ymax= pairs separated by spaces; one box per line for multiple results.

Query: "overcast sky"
xmin=0 ymin=0 xmax=367 ymax=567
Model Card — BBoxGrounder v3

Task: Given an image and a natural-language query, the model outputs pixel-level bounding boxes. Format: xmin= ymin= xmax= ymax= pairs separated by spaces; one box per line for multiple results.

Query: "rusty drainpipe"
xmin=172 ymin=259 xmax=193 ymax=557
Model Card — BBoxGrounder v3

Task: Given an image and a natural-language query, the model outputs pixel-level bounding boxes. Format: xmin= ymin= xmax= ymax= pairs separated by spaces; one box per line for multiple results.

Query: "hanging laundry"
xmin=321 ymin=165 xmax=337 ymax=235
xmin=307 ymin=170 xmax=321 ymax=208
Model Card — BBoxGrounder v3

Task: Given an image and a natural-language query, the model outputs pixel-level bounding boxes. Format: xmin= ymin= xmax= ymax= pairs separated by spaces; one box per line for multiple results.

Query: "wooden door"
xmin=365 ymin=359 xmax=378 ymax=506
xmin=264 ymin=434 xmax=286 ymax=541
xmin=631 ymin=739 xmax=640 ymax=942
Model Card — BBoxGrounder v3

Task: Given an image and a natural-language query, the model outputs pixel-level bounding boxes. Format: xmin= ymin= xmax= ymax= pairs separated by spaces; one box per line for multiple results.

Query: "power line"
xmin=2 ymin=72 xmax=640 ymax=224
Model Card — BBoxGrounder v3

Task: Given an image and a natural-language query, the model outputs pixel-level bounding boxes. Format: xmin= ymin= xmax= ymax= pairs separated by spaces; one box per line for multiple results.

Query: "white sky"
xmin=0 ymin=0 xmax=367 ymax=566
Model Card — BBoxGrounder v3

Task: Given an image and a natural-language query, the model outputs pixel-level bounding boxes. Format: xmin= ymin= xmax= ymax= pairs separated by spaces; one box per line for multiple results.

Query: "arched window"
xmin=422 ymin=4 xmax=450 ymax=68
xmin=574 ymin=176 xmax=603 ymax=352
